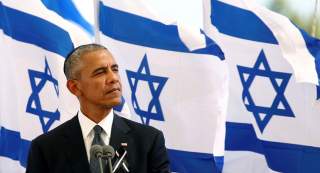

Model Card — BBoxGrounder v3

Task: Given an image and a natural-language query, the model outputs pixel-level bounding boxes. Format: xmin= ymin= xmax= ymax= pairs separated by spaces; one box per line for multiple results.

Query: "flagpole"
xmin=93 ymin=0 xmax=101 ymax=43
xmin=311 ymin=0 xmax=319 ymax=37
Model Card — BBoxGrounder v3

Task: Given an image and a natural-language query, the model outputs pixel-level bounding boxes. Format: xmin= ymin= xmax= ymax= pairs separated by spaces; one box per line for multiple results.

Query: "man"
xmin=26 ymin=44 xmax=170 ymax=173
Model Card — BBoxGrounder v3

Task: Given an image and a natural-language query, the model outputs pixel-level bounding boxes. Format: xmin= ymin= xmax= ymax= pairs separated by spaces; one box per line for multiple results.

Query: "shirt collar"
xmin=78 ymin=109 xmax=114 ymax=138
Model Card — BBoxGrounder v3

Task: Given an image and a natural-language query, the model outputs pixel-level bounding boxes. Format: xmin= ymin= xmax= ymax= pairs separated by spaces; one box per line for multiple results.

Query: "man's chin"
xmin=104 ymin=98 xmax=122 ymax=108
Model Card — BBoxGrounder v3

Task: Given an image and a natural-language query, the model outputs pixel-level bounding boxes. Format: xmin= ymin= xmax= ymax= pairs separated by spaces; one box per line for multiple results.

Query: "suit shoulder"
xmin=31 ymin=116 xmax=76 ymax=144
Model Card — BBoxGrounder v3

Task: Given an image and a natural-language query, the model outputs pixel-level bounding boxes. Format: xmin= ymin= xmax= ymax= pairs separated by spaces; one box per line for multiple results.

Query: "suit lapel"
xmin=110 ymin=114 xmax=134 ymax=171
xmin=109 ymin=114 xmax=130 ymax=151
xmin=63 ymin=116 xmax=91 ymax=173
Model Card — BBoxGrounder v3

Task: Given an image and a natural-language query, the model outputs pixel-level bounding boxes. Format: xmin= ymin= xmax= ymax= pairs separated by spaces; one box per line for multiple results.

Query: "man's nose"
xmin=106 ymin=71 xmax=119 ymax=83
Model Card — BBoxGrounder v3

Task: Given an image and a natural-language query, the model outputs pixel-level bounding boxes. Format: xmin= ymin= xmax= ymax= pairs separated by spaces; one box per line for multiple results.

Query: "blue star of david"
xmin=26 ymin=58 xmax=60 ymax=133
xmin=126 ymin=54 xmax=168 ymax=125
xmin=237 ymin=50 xmax=294 ymax=132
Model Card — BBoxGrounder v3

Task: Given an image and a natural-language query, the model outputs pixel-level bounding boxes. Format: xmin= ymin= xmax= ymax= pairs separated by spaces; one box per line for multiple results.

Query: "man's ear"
xmin=66 ymin=80 xmax=81 ymax=97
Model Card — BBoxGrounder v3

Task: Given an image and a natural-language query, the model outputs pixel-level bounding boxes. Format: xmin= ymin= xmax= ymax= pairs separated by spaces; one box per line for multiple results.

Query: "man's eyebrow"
xmin=111 ymin=64 xmax=119 ymax=68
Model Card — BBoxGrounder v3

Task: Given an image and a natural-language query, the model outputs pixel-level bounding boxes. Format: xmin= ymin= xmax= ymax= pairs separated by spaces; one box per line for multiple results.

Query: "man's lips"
xmin=105 ymin=88 xmax=121 ymax=95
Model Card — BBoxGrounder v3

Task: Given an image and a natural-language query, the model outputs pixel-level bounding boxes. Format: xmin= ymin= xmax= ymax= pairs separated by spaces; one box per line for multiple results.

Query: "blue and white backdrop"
xmin=97 ymin=0 xmax=228 ymax=172
xmin=1 ymin=0 xmax=320 ymax=173
xmin=0 ymin=0 xmax=92 ymax=172
xmin=203 ymin=0 xmax=320 ymax=172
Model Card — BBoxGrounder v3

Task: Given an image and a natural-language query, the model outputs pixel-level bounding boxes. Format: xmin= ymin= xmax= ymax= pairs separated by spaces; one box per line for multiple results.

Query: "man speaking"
xmin=26 ymin=44 xmax=171 ymax=173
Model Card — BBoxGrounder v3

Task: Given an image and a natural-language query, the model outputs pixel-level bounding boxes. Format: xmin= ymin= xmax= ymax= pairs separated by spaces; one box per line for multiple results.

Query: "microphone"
xmin=102 ymin=145 xmax=115 ymax=173
xmin=90 ymin=145 xmax=104 ymax=173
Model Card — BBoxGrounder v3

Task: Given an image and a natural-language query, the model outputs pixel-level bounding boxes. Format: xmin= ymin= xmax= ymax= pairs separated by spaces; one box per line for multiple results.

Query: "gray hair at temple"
xmin=63 ymin=43 xmax=108 ymax=80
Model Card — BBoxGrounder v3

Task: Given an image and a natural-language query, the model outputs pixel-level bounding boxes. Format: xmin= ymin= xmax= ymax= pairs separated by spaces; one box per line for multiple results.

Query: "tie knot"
xmin=93 ymin=125 xmax=103 ymax=135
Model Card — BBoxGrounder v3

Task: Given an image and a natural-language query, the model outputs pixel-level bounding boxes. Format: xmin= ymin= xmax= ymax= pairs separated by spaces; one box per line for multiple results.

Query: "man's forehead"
xmin=82 ymin=49 xmax=116 ymax=63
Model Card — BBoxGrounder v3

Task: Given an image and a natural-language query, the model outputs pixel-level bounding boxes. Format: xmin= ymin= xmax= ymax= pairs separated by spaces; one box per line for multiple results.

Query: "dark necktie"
xmin=90 ymin=125 xmax=107 ymax=173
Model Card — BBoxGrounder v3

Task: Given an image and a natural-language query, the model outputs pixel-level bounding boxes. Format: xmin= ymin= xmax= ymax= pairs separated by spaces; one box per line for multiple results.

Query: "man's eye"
xmin=95 ymin=70 xmax=106 ymax=75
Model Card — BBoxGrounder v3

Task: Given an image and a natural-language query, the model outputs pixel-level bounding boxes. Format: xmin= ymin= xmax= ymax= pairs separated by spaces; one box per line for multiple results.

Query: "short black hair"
xmin=63 ymin=43 xmax=108 ymax=79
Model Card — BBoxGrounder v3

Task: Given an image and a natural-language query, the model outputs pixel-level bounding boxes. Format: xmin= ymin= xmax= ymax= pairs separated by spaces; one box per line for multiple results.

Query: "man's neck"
xmin=80 ymin=105 xmax=112 ymax=123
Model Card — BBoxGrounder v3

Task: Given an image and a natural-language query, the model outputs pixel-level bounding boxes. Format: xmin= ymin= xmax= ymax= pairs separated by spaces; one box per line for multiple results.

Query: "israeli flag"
xmin=97 ymin=0 xmax=228 ymax=172
xmin=41 ymin=0 xmax=94 ymax=36
xmin=203 ymin=0 xmax=320 ymax=172
xmin=0 ymin=1 xmax=92 ymax=172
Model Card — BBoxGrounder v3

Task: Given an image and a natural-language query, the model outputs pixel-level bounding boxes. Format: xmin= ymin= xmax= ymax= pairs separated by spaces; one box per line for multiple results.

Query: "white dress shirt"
xmin=78 ymin=109 xmax=114 ymax=161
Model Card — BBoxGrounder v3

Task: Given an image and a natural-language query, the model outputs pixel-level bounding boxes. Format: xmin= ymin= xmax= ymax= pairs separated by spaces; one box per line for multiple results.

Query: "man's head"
xmin=64 ymin=44 xmax=122 ymax=109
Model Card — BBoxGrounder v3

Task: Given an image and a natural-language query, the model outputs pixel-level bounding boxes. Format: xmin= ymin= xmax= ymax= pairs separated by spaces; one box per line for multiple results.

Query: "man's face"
xmin=74 ymin=49 xmax=122 ymax=109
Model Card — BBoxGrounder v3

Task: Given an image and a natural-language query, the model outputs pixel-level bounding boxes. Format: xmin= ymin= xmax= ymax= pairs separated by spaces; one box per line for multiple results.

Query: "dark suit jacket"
xmin=26 ymin=113 xmax=170 ymax=173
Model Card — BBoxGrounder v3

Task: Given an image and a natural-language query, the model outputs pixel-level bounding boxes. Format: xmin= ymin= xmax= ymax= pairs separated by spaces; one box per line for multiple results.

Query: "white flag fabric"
xmin=97 ymin=0 xmax=228 ymax=172
xmin=203 ymin=0 xmax=320 ymax=172
xmin=0 ymin=1 xmax=92 ymax=172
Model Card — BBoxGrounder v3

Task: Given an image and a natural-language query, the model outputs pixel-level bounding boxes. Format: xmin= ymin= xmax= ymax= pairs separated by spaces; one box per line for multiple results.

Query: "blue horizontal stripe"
xmin=0 ymin=127 xmax=31 ymax=168
xmin=168 ymin=149 xmax=219 ymax=173
xmin=211 ymin=0 xmax=278 ymax=44
xmin=226 ymin=122 xmax=320 ymax=173
xmin=41 ymin=0 xmax=94 ymax=35
xmin=99 ymin=2 xmax=224 ymax=59
xmin=0 ymin=2 xmax=74 ymax=58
